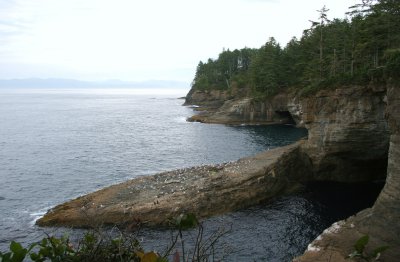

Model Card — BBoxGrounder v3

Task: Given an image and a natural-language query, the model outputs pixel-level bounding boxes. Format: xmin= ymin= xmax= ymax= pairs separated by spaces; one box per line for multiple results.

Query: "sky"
xmin=0 ymin=0 xmax=358 ymax=83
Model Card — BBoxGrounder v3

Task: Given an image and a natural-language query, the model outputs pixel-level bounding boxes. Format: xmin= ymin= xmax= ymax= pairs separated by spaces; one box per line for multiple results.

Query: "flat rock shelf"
xmin=37 ymin=140 xmax=312 ymax=228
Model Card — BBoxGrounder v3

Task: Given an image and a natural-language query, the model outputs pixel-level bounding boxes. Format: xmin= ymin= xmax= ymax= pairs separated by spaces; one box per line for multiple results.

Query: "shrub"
xmin=0 ymin=214 xmax=229 ymax=262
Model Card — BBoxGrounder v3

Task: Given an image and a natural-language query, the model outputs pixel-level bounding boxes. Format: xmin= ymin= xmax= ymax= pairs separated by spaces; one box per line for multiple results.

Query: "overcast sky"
xmin=0 ymin=0 xmax=358 ymax=83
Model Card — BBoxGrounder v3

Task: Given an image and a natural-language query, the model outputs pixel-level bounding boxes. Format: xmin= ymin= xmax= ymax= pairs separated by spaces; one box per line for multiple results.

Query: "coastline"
xmin=35 ymin=83 xmax=400 ymax=261
xmin=36 ymin=140 xmax=311 ymax=228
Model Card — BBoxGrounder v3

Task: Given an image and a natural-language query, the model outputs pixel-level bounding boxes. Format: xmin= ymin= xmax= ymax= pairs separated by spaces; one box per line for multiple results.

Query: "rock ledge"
xmin=37 ymin=141 xmax=311 ymax=228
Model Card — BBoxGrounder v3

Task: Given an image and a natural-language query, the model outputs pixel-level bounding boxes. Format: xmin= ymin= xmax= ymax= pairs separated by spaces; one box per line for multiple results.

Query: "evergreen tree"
xmin=190 ymin=0 xmax=400 ymax=96
xmin=250 ymin=38 xmax=283 ymax=95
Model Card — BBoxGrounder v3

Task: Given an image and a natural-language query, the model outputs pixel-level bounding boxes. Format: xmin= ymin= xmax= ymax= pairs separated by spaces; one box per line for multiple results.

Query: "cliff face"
xmin=37 ymin=84 xmax=397 ymax=259
xmin=186 ymin=86 xmax=390 ymax=182
xmin=183 ymin=86 xmax=250 ymax=108
xmin=372 ymin=85 xmax=400 ymax=238
xmin=186 ymin=84 xmax=398 ymax=260
xmin=295 ymin=86 xmax=389 ymax=182
xmin=186 ymin=92 xmax=294 ymax=124
xmin=295 ymin=85 xmax=400 ymax=262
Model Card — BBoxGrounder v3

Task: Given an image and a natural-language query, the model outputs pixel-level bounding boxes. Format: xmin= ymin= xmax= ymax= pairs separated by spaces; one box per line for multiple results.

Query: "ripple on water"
xmin=1 ymin=91 xmax=336 ymax=259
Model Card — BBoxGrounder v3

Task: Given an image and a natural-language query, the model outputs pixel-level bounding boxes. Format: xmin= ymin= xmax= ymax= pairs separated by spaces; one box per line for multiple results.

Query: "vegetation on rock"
xmin=348 ymin=235 xmax=389 ymax=261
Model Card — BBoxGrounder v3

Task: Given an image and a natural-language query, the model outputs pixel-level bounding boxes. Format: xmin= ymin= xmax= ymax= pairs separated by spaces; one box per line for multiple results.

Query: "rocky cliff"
xmin=294 ymin=85 xmax=400 ymax=261
xmin=37 ymin=84 xmax=398 ymax=259
xmin=295 ymin=86 xmax=389 ymax=182
xmin=186 ymin=84 xmax=399 ymax=260
xmin=183 ymin=85 xmax=250 ymax=109
xmin=186 ymin=85 xmax=390 ymax=182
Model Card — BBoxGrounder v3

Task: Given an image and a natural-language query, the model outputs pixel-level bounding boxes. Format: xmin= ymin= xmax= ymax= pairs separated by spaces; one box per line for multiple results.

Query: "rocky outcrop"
xmin=184 ymin=89 xmax=229 ymax=108
xmin=297 ymin=86 xmax=389 ymax=182
xmin=186 ymin=86 xmax=390 ymax=182
xmin=37 ymin=141 xmax=312 ymax=228
xmin=187 ymin=93 xmax=296 ymax=125
xmin=183 ymin=86 xmax=250 ymax=108
xmin=37 ymin=84 xmax=397 ymax=259
xmin=187 ymin=98 xmax=294 ymax=125
xmin=185 ymin=85 xmax=397 ymax=260
xmin=294 ymin=85 xmax=400 ymax=261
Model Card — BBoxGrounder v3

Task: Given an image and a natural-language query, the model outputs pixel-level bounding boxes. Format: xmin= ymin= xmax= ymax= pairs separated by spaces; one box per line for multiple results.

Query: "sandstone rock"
xmin=299 ymin=86 xmax=389 ymax=181
xmin=295 ymin=85 xmax=400 ymax=261
xmin=184 ymin=86 xmax=250 ymax=107
xmin=184 ymin=89 xmax=228 ymax=108
xmin=37 ymin=83 xmax=398 ymax=260
xmin=186 ymin=86 xmax=390 ymax=182
xmin=37 ymin=141 xmax=312 ymax=228
xmin=185 ymin=85 xmax=395 ymax=260
xmin=186 ymin=95 xmax=295 ymax=125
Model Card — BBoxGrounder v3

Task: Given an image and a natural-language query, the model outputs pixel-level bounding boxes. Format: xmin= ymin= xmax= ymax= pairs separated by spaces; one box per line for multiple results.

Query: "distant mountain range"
xmin=0 ymin=78 xmax=189 ymax=88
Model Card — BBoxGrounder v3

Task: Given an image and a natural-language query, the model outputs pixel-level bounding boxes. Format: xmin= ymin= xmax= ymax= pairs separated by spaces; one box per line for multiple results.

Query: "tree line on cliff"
xmin=191 ymin=0 xmax=400 ymax=96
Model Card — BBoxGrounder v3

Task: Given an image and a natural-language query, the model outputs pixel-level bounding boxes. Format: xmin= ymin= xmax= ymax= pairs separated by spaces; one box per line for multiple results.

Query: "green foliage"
xmin=250 ymin=37 xmax=284 ymax=96
xmin=1 ymin=213 xmax=228 ymax=262
xmin=384 ymin=49 xmax=400 ymax=80
xmin=175 ymin=213 xmax=199 ymax=230
xmin=348 ymin=235 xmax=389 ymax=261
xmin=191 ymin=0 xmax=400 ymax=97
xmin=0 ymin=241 xmax=35 ymax=262
xmin=354 ymin=235 xmax=370 ymax=254
xmin=191 ymin=48 xmax=257 ymax=91
xmin=0 ymin=231 xmax=144 ymax=262
xmin=166 ymin=213 xmax=230 ymax=262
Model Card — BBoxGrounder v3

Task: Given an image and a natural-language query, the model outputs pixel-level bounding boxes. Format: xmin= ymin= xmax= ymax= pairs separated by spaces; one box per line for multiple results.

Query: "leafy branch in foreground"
xmin=166 ymin=213 xmax=232 ymax=262
xmin=0 ymin=213 xmax=230 ymax=262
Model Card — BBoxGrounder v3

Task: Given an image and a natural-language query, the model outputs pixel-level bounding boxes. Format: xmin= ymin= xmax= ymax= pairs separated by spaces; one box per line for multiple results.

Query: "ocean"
xmin=0 ymin=88 xmax=382 ymax=261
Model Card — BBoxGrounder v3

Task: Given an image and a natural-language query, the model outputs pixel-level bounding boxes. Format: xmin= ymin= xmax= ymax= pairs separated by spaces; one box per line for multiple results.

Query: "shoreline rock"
xmin=185 ymin=84 xmax=399 ymax=261
xmin=37 ymin=140 xmax=312 ymax=228
xmin=186 ymin=86 xmax=389 ymax=182
xmin=295 ymin=84 xmax=400 ymax=261
xmin=36 ymin=84 xmax=399 ymax=260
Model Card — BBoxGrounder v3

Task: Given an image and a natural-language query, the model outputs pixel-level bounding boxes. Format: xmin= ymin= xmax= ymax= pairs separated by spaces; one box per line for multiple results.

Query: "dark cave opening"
xmin=275 ymin=110 xmax=297 ymax=125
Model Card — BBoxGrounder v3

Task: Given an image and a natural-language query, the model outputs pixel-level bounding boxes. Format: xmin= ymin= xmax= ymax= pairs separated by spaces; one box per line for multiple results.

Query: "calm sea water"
xmin=0 ymin=88 xmax=382 ymax=261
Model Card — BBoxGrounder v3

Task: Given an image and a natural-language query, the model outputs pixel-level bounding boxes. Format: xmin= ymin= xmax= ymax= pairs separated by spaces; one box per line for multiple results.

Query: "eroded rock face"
xmin=187 ymin=97 xmax=294 ymax=124
xmin=184 ymin=89 xmax=229 ymax=108
xmin=373 ymin=85 xmax=400 ymax=222
xmin=186 ymin=86 xmax=390 ymax=182
xmin=299 ymin=86 xmax=389 ymax=181
xmin=184 ymin=86 xmax=250 ymax=108
xmin=37 ymin=84 xmax=396 ymax=259
xmin=186 ymin=93 xmax=296 ymax=125
xmin=294 ymin=85 xmax=400 ymax=262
